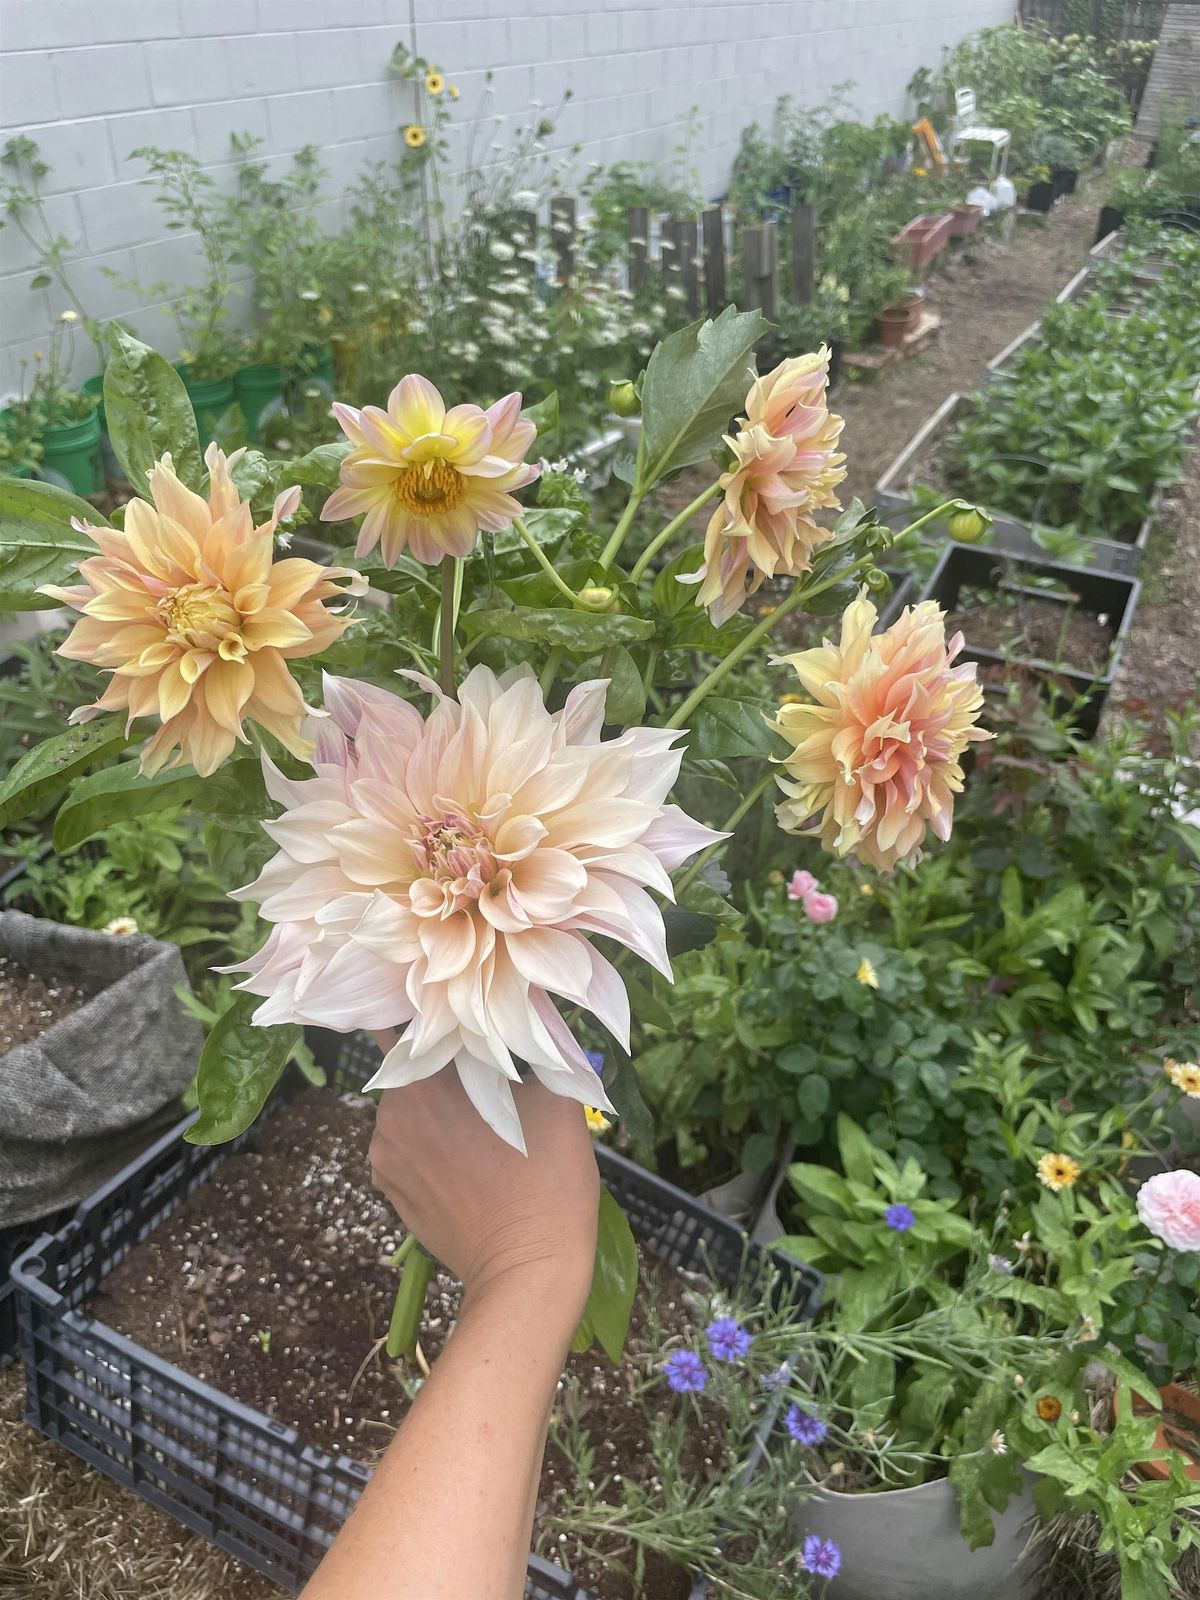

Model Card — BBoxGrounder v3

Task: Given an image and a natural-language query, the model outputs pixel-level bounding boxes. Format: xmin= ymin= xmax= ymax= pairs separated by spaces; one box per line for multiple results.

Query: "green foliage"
xmin=104 ymin=324 xmax=204 ymax=496
xmin=0 ymin=476 xmax=101 ymax=610
xmin=185 ymin=991 xmax=301 ymax=1145
xmin=570 ymin=1187 xmax=639 ymax=1364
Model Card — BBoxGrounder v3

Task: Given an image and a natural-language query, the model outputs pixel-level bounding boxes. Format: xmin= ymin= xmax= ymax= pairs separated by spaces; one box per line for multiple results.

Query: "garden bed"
xmin=12 ymin=1031 xmax=819 ymax=1600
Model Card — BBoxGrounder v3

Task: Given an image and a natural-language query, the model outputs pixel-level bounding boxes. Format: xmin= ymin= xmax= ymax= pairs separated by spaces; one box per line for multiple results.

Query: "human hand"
xmin=368 ymin=1031 xmax=600 ymax=1319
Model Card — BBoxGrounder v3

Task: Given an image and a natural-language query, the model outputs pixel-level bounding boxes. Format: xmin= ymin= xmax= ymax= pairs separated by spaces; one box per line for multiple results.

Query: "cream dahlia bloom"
xmin=42 ymin=444 xmax=363 ymax=778
xmin=321 ymin=374 xmax=539 ymax=567
xmin=687 ymin=347 xmax=846 ymax=626
xmin=771 ymin=590 xmax=991 ymax=871
xmin=231 ymin=666 xmax=724 ymax=1151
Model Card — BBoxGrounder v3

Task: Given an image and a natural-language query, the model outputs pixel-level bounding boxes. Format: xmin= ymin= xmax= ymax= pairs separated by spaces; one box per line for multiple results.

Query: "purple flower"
xmin=885 ymin=1203 xmax=915 ymax=1233
xmin=663 ymin=1349 xmax=707 ymax=1393
xmin=785 ymin=1404 xmax=828 ymax=1446
xmin=761 ymin=1364 xmax=791 ymax=1393
xmin=801 ymin=1535 xmax=842 ymax=1578
xmin=705 ymin=1317 xmax=753 ymax=1362
xmin=585 ymin=1049 xmax=605 ymax=1073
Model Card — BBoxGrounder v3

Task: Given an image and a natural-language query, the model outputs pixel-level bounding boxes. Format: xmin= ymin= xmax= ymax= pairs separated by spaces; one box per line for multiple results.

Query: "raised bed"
xmin=890 ymin=212 xmax=954 ymax=274
xmin=11 ymin=1028 xmax=821 ymax=1600
xmin=872 ymin=391 xmax=1155 ymax=577
xmin=921 ymin=543 xmax=1139 ymax=737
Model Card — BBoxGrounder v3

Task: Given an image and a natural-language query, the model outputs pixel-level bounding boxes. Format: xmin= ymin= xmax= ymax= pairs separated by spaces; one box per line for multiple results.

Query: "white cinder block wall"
xmin=0 ymin=0 xmax=1012 ymax=393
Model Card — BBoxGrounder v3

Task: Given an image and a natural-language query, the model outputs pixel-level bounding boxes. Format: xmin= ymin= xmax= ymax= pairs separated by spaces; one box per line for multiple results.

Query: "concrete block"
xmin=331 ymin=82 xmax=399 ymax=144
xmin=106 ymin=106 xmax=196 ymax=171
xmin=267 ymin=89 xmax=336 ymax=151
xmin=8 ymin=117 xmax=116 ymax=195
xmin=143 ymin=36 xmax=228 ymax=106
xmin=77 ymin=177 xmax=165 ymax=255
xmin=0 ymin=194 xmax=84 ymax=276
xmin=0 ymin=271 xmax=53 ymax=351
xmin=223 ymin=28 xmax=301 ymax=99
xmin=91 ymin=0 xmax=181 ymax=43
xmin=2 ymin=1 xmax=93 ymax=52
xmin=295 ymin=28 xmax=370 ymax=90
xmin=180 ymin=0 xmax=259 ymax=35
xmin=190 ymin=97 xmax=270 ymax=164
xmin=48 ymin=43 xmax=153 ymax=117
xmin=0 ymin=49 xmax=61 ymax=126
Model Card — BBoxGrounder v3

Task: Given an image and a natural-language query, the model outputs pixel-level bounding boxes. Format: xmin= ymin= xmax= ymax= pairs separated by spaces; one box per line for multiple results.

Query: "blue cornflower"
xmin=801 ymin=1535 xmax=842 ymax=1578
xmin=705 ymin=1316 xmax=753 ymax=1362
xmin=662 ymin=1349 xmax=707 ymax=1393
xmin=761 ymin=1364 xmax=791 ymax=1393
xmin=585 ymin=1049 xmax=605 ymax=1073
xmin=785 ymin=1403 xmax=828 ymax=1446
xmin=884 ymin=1202 xmax=915 ymax=1233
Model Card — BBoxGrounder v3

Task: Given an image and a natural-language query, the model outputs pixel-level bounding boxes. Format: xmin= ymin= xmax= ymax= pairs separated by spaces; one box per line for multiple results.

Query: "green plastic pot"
xmin=39 ymin=407 xmax=103 ymax=496
xmin=293 ymin=343 xmax=335 ymax=397
xmin=81 ymin=372 xmax=123 ymax=487
xmin=234 ymin=363 xmax=287 ymax=443
xmin=175 ymin=366 xmax=236 ymax=447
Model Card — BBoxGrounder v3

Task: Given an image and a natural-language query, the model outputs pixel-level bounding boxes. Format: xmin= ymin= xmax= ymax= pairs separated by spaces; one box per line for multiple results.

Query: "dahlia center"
xmin=158 ymin=582 xmax=241 ymax=650
xmin=394 ymin=458 xmax=466 ymax=516
xmin=410 ymin=813 xmax=497 ymax=902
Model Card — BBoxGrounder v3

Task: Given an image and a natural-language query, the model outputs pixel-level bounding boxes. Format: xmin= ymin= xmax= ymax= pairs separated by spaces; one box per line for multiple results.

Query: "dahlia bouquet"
xmin=0 ymin=312 xmax=987 ymax=1356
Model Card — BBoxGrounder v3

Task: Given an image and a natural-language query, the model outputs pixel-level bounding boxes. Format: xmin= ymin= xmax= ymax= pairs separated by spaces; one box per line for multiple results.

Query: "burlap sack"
xmin=0 ymin=910 xmax=203 ymax=1226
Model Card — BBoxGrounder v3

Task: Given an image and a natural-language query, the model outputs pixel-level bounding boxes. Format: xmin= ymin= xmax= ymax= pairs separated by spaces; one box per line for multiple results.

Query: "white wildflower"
xmin=103 ymin=917 xmax=139 ymax=937
xmin=988 ymin=1430 xmax=1007 ymax=1456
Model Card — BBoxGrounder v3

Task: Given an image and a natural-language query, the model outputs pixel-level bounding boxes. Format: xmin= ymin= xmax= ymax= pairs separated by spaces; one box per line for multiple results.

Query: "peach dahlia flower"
xmin=42 ymin=444 xmax=363 ymax=777
xmin=771 ymin=590 xmax=991 ymax=871
xmin=687 ymin=347 xmax=846 ymax=626
xmin=231 ymin=666 xmax=724 ymax=1151
xmin=321 ymin=375 xmax=539 ymax=567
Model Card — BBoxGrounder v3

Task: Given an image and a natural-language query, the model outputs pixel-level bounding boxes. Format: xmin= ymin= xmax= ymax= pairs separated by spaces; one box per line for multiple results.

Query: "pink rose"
xmin=788 ymin=870 xmax=819 ymax=901
xmin=1136 ymin=1170 xmax=1200 ymax=1252
xmin=803 ymin=891 xmax=839 ymax=924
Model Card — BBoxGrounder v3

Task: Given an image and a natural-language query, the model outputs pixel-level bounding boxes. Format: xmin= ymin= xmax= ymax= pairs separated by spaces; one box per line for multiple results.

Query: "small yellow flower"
xmin=425 ymin=70 xmax=444 ymax=94
xmin=585 ymin=1107 xmax=612 ymax=1135
xmin=404 ymin=124 xmax=426 ymax=149
xmin=1166 ymin=1059 xmax=1200 ymax=1098
xmin=856 ymin=957 xmax=879 ymax=989
xmin=1036 ymin=1153 xmax=1081 ymax=1193
xmin=103 ymin=916 xmax=139 ymax=936
xmin=58 ymin=309 xmax=79 ymax=323
xmin=913 ymin=165 xmax=928 ymax=177
xmin=767 ymin=869 xmax=784 ymax=886
xmin=449 ymin=84 xmax=460 ymax=99
xmin=860 ymin=882 xmax=874 ymax=896
xmin=1035 ymin=1395 xmax=1063 ymax=1423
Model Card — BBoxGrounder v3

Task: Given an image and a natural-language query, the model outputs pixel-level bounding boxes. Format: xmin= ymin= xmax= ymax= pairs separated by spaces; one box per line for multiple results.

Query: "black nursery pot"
xmin=10 ymin=1028 xmax=821 ymax=1600
xmin=1052 ymin=166 xmax=1078 ymax=197
xmin=1096 ymin=204 xmax=1125 ymax=242
xmin=1026 ymin=180 xmax=1056 ymax=214
xmin=920 ymin=544 xmax=1139 ymax=738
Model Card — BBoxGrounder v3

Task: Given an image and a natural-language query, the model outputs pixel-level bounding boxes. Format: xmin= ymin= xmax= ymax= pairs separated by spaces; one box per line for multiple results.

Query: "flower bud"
xmin=577 ymin=584 xmax=618 ymax=613
xmin=608 ymin=380 xmax=640 ymax=418
xmin=864 ymin=567 xmax=890 ymax=594
xmin=948 ymin=505 xmax=992 ymax=542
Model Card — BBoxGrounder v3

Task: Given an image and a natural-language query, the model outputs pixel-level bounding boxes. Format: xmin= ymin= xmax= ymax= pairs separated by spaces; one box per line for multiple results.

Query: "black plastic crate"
xmin=12 ymin=1028 xmax=822 ymax=1598
xmin=920 ymin=543 xmax=1139 ymax=738
xmin=1 ymin=1207 xmax=72 ymax=1370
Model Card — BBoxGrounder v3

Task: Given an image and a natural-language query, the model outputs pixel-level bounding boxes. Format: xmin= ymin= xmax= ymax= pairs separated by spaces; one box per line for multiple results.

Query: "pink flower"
xmin=787 ymin=869 xmax=818 ymax=900
xmin=1136 ymin=1170 xmax=1200 ymax=1252
xmin=230 ymin=666 xmax=724 ymax=1152
xmin=803 ymin=891 xmax=838 ymax=924
xmin=772 ymin=589 xmax=992 ymax=871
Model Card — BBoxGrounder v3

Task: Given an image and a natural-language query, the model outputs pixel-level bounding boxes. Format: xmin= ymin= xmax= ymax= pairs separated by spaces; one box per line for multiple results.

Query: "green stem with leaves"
xmin=437 ymin=558 xmax=459 ymax=695
xmin=513 ymin=515 xmax=583 ymax=605
xmin=598 ymin=428 xmax=648 ymax=573
xmin=673 ymin=772 xmax=775 ymax=899
xmin=629 ymin=482 xmax=723 ymax=585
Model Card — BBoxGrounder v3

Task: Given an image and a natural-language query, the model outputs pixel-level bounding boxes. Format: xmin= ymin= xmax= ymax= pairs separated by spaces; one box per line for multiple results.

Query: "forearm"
xmin=301 ymin=1265 xmax=582 ymax=1600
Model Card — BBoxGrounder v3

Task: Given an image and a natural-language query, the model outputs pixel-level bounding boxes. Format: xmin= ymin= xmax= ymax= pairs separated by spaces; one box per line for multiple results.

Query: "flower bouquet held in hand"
xmin=0 ymin=311 xmax=988 ymax=1361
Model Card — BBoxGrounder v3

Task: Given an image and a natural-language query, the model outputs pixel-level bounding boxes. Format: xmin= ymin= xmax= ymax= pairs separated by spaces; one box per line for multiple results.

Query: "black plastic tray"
xmin=921 ymin=543 xmax=1139 ymax=738
xmin=12 ymin=1027 xmax=821 ymax=1598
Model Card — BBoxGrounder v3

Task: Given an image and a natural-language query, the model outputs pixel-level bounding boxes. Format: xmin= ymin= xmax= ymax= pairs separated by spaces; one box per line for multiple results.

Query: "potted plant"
xmin=3 ymin=318 xmax=102 ymax=496
xmin=1024 ymin=165 xmax=1056 ymax=215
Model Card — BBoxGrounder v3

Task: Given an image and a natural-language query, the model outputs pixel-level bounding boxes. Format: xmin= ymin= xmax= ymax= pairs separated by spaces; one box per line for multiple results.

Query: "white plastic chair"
xmin=952 ymin=87 xmax=1010 ymax=182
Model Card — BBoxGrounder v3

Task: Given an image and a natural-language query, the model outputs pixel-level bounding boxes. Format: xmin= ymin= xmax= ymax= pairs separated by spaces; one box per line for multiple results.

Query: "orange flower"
xmin=1036 ymin=1395 xmax=1063 ymax=1423
xmin=321 ymin=375 xmax=539 ymax=567
xmin=771 ymin=590 xmax=991 ymax=870
xmin=687 ymin=348 xmax=845 ymax=625
xmin=43 ymin=444 xmax=363 ymax=777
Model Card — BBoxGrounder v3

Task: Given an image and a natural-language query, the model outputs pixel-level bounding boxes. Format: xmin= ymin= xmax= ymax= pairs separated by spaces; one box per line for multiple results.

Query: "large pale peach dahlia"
xmin=42 ymin=444 xmax=363 ymax=777
xmin=771 ymin=590 xmax=991 ymax=871
xmin=321 ymin=375 xmax=539 ymax=567
xmin=231 ymin=666 xmax=724 ymax=1151
xmin=688 ymin=347 xmax=846 ymax=626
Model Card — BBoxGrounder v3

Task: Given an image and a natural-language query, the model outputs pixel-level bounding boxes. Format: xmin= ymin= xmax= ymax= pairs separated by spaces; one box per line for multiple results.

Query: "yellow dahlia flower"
xmin=687 ymin=348 xmax=846 ymax=625
xmin=43 ymin=444 xmax=364 ymax=778
xmin=321 ymin=375 xmax=539 ymax=567
xmin=771 ymin=590 xmax=991 ymax=871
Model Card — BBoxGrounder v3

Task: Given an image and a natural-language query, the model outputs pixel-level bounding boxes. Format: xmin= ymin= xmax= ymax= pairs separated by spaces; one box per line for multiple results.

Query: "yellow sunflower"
xmin=1036 ymin=1153 xmax=1081 ymax=1193
xmin=449 ymin=84 xmax=460 ymax=99
xmin=425 ymin=70 xmax=444 ymax=94
xmin=404 ymin=125 xmax=426 ymax=149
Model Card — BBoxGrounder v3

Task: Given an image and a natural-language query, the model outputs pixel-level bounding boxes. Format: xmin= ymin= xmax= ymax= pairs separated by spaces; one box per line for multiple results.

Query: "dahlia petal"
xmin=454 ymin=1055 xmax=526 ymax=1154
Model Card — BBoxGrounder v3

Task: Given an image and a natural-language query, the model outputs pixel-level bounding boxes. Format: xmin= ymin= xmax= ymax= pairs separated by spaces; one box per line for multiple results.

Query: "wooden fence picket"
xmin=741 ymin=221 xmax=779 ymax=319
xmin=701 ymin=205 xmax=727 ymax=315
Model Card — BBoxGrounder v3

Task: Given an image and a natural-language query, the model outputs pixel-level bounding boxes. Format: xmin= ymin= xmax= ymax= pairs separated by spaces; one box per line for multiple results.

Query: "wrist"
xmin=465 ymin=1253 xmax=592 ymax=1336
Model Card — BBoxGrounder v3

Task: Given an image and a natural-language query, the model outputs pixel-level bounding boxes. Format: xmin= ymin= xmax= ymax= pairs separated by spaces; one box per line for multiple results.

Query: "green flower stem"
xmin=436 ymin=558 xmax=460 ymax=695
xmin=891 ymin=498 xmax=973 ymax=546
xmin=673 ymin=772 xmax=775 ymax=899
xmin=598 ymin=488 xmax=646 ymax=574
xmin=663 ymin=563 xmax=855 ymax=734
xmin=387 ymin=1238 xmax=436 ymax=1361
xmin=513 ymin=515 xmax=584 ymax=606
xmin=540 ymin=644 xmax=564 ymax=698
xmin=629 ymin=482 xmax=723 ymax=585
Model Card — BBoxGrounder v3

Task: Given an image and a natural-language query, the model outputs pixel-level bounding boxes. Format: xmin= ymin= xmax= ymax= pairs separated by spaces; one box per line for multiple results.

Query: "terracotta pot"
xmin=1120 ymin=1384 xmax=1200 ymax=1481
xmin=890 ymin=211 xmax=954 ymax=272
xmin=949 ymin=202 xmax=983 ymax=238
xmin=876 ymin=299 xmax=920 ymax=347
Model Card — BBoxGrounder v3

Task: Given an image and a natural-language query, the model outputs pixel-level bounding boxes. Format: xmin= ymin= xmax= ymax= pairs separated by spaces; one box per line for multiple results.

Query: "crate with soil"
xmin=872 ymin=391 xmax=1155 ymax=577
xmin=11 ymin=1029 xmax=821 ymax=1600
xmin=920 ymin=544 xmax=1139 ymax=736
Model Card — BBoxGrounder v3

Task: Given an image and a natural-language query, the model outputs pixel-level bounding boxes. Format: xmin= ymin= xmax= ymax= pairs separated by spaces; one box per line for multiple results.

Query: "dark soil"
xmin=0 ymin=953 xmax=98 ymax=1052
xmin=89 ymin=1088 xmax=726 ymax=1600
xmin=948 ymin=590 xmax=1116 ymax=675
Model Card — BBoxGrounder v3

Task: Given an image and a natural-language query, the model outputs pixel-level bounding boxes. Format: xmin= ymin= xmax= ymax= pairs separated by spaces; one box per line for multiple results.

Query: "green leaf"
xmin=338 ymin=548 xmax=440 ymax=596
xmin=604 ymin=645 xmax=646 ymax=723
xmin=184 ymin=992 xmax=299 ymax=1145
xmin=104 ymin=325 xmax=203 ymax=495
xmin=0 ymin=719 xmax=129 ymax=828
xmin=0 ymin=476 xmax=100 ymax=610
xmin=678 ymin=878 xmax=739 ymax=925
xmin=605 ymin=1051 xmax=656 ymax=1158
xmin=786 ymin=1162 xmax=854 ymax=1214
xmin=687 ymin=695 xmax=781 ymax=759
xmin=797 ymin=1074 xmax=831 ymax=1122
xmin=487 ymin=506 xmax=581 ymax=561
xmin=571 ymin=1186 xmax=638 ymax=1364
xmin=282 ymin=439 xmax=352 ymax=489
xmin=1094 ymin=1349 xmax=1162 ymax=1409
xmin=29 ymin=272 xmax=52 ymax=289
xmin=226 ymin=449 xmax=280 ymax=520
xmin=521 ymin=390 xmax=559 ymax=441
xmin=836 ymin=1115 xmax=878 ymax=1189
xmin=662 ymin=902 xmax=719 ymax=957
xmin=462 ymin=606 xmax=654 ymax=650
xmin=637 ymin=305 xmax=769 ymax=489
xmin=624 ymin=972 xmax=674 ymax=1031
xmin=53 ymin=763 xmax=202 ymax=851
xmin=651 ymin=544 xmax=704 ymax=617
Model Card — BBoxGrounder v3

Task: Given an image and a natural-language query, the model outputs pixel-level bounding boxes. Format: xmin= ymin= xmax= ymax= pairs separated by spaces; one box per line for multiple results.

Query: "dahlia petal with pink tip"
xmin=234 ymin=666 xmax=714 ymax=1150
